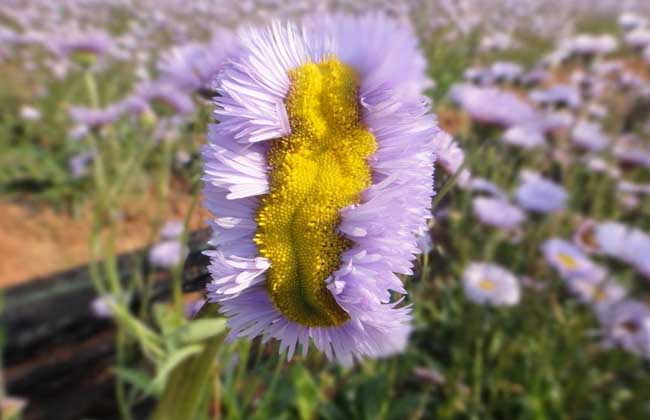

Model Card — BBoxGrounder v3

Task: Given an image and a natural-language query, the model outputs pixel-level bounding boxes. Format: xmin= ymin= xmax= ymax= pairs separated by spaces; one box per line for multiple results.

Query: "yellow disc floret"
xmin=254 ymin=58 xmax=376 ymax=327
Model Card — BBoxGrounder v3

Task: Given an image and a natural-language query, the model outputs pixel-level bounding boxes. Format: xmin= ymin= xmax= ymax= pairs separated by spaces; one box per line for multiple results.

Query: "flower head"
xmin=515 ymin=171 xmax=567 ymax=214
xmin=472 ymin=197 xmax=526 ymax=231
xmin=599 ymin=299 xmax=650 ymax=358
xmin=462 ymin=262 xmax=521 ymax=307
xmin=202 ymin=15 xmax=437 ymax=365
xmin=542 ymin=238 xmax=604 ymax=279
xmin=450 ymin=84 xmax=537 ymax=128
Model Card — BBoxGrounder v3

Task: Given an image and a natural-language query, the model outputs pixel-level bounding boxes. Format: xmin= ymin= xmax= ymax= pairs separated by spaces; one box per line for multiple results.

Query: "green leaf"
xmin=149 ymin=344 xmax=204 ymax=395
xmin=170 ymin=318 xmax=227 ymax=345
xmin=113 ymin=367 xmax=154 ymax=394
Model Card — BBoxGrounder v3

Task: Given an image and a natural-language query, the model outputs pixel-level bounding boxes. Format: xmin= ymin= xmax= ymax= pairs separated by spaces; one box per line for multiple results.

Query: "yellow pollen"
xmin=557 ymin=253 xmax=578 ymax=270
xmin=478 ymin=279 xmax=496 ymax=291
xmin=253 ymin=58 xmax=376 ymax=327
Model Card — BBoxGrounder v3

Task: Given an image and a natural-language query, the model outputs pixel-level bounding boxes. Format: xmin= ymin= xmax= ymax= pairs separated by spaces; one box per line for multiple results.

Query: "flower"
xmin=149 ymin=240 xmax=187 ymax=269
xmin=68 ymin=150 xmax=95 ymax=179
xmin=571 ymin=120 xmax=610 ymax=152
xmin=567 ymin=275 xmax=626 ymax=311
xmin=598 ymin=299 xmax=650 ymax=358
xmin=530 ymin=85 xmax=581 ymax=109
xmin=158 ymin=28 xmax=236 ymax=93
xmin=462 ymin=262 xmax=521 ymax=306
xmin=19 ymin=105 xmax=41 ymax=121
xmin=463 ymin=177 xmax=507 ymax=199
xmin=432 ymin=131 xmax=470 ymax=184
xmin=515 ymin=171 xmax=567 ymax=213
xmin=573 ymin=219 xmax=600 ymax=253
xmin=202 ymin=15 xmax=438 ymax=365
xmin=542 ymin=238 xmax=604 ymax=279
xmin=501 ymin=124 xmax=546 ymax=150
xmin=449 ymin=83 xmax=537 ymax=128
xmin=50 ymin=28 xmax=113 ymax=62
xmin=594 ymin=222 xmax=650 ymax=278
xmin=472 ymin=197 xmax=526 ymax=231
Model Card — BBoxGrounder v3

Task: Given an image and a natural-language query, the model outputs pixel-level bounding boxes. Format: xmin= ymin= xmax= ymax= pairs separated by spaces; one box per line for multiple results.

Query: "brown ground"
xmin=0 ymin=186 xmax=211 ymax=288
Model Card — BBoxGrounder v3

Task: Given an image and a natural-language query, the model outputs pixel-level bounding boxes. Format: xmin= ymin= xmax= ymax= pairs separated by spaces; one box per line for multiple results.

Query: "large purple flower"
xmin=202 ymin=15 xmax=438 ymax=365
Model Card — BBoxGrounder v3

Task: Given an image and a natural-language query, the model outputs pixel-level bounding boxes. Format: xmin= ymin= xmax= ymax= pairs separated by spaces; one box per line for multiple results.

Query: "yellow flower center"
xmin=478 ymin=278 xmax=496 ymax=291
xmin=254 ymin=58 xmax=376 ymax=327
xmin=557 ymin=253 xmax=578 ymax=270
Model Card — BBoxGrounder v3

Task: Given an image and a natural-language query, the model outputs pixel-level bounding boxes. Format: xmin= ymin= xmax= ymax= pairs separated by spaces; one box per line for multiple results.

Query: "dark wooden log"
xmin=2 ymin=228 xmax=213 ymax=420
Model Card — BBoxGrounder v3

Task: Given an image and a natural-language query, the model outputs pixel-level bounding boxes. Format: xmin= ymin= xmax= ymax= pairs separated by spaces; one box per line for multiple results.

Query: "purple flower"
xmin=160 ymin=220 xmax=185 ymax=239
xmin=463 ymin=177 xmax=508 ymax=199
xmin=50 ymin=29 xmax=113 ymax=61
xmin=571 ymin=120 xmax=610 ymax=152
xmin=613 ymin=135 xmax=650 ymax=169
xmin=472 ymin=197 xmax=526 ymax=231
xmin=432 ymin=131 xmax=470 ymax=184
xmin=573 ymin=219 xmax=600 ymax=253
xmin=598 ymin=299 xmax=650 ymax=358
xmin=594 ymin=222 xmax=650 ymax=278
xmin=625 ymin=28 xmax=650 ymax=50
xmin=136 ymin=82 xmax=195 ymax=116
xmin=202 ymin=14 xmax=438 ymax=365
xmin=158 ymin=28 xmax=236 ymax=93
xmin=501 ymin=124 xmax=546 ymax=149
xmin=462 ymin=262 xmax=521 ymax=307
xmin=149 ymin=240 xmax=187 ymax=269
xmin=69 ymin=105 xmax=121 ymax=128
xmin=68 ymin=150 xmax=95 ymax=178
xmin=515 ymin=171 xmax=567 ymax=213
xmin=450 ymin=83 xmax=537 ymax=128
xmin=542 ymin=238 xmax=604 ymax=280
xmin=530 ymin=85 xmax=581 ymax=109
xmin=489 ymin=61 xmax=523 ymax=84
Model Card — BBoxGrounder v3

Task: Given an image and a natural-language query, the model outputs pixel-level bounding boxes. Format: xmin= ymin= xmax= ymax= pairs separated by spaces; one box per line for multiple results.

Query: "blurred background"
xmin=2 ymin=0 xmax=650 ymax=419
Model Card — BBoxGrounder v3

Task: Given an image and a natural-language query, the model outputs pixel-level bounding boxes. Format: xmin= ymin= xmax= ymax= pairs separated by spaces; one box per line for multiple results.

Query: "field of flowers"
xmin=2 ymin=1 xmax=650 ymax=419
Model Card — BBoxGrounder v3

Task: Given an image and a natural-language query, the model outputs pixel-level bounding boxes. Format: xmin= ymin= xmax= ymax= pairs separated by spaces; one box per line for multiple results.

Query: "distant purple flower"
xmin=625 ymin=28 xmax=650 ymax=50
xmin=501 ymin=124 xmax=546 ymax=149
xmin=613 ymin=135 xmax=650 ymax=169
xmin=160 ymin=220 xmax=184 ymax=239
xmin=573 ymin=219 xmax=600 ymax=253
xmin=68 ymin=150 xmax=95 ymax=178
xmin=90 ymin=294 xmax=116 ymax=319
xmin=463 ymin=177 xmax=507 ymax=199
xmin=136 ymin=82 xmax=195 ymax=116
xmin=595 ymin=222 xmax=650 ymax=278
xmin=542 ymin=110 xmax=575 ymax=132
xmin=158 ymin=28 xmax=236 ymax=93
xmin=567 ymin=275 xmax=626 ymax=311
xmin=489 ymin=61 xmax=523 ymax=84
xmin=521 ymin=68 xmax=548 ymax=86
xmin=571 ymin=120 xmax=610 ymax=152
xmin=530 ymin=85 xmax=581 ymax=109
xmin=619 ymin=13 xmax=648 ymax=32
xmin=473 ymin=197 xmax=526 ymax=230
xmin=20 ymin=105 xmax=41 ymax=121
xmin=432 ymin=131 xmax=470 ymax=184
xmin=69 ymin=105 xmax=121 ymax=128
xmin=515 ymin=171 xmax=567 ymax=213
xmin=561 ymin=34 xmax=618 ymax=57
xmin=462 ymin=262 xmax=521 ymax=307
xmin=450 ymin=84 xmax=537 ymax=128
xmin=463 ymin=67 xmax=492 ymax=86
xmin=50 ymin=29 xmax=113 ymax=61
xmin=149 ymin=240 xmax=187 ymax=269
xmin=598 ymin=299 xmax=650 ymax=358
xmin=542 ymin=238 xmax=604 ymax=279
xmin=582 ymin=156 xmax=621 ymax=179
